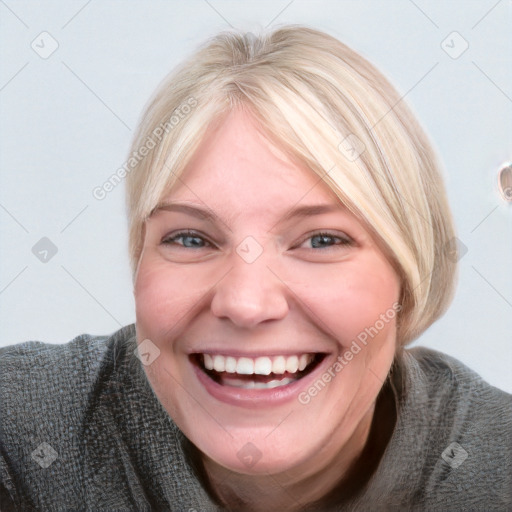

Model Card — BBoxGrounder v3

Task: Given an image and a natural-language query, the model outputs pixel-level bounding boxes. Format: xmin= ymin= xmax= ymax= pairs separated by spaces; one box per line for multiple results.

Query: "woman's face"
xmin=134 ymin=109 xmax=401 ymax=477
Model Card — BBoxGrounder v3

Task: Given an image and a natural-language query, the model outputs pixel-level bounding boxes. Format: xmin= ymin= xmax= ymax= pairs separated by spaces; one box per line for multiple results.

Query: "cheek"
xmin=134 ymin=253 xmax=229 ymax=340
xmin=134 ymin=256 xmax=197 ymax=336
xmin=288 ymin=256 xmax=400 ymax=344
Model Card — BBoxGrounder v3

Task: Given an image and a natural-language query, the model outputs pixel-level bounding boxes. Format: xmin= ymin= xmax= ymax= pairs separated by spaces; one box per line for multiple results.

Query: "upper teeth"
xmin=203 ymin=354 xmax=313 ymax=375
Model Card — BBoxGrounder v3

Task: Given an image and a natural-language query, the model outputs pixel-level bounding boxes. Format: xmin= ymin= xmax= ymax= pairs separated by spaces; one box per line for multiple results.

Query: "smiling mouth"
xmin=191 ymin=353 xmax=326 ymax=389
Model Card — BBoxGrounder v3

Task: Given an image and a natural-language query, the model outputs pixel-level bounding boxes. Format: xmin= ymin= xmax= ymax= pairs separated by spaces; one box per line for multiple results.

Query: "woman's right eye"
xmin=161 ymin=231 xmax=211 ymax=249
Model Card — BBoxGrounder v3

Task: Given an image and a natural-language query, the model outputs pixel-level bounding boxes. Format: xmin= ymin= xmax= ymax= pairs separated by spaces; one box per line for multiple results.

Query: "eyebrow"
xmin=276 ymin=204 xmax=344 ymax=224
xmin=149 ymin=201 xmax=345 ymax=226
xmin=150 ymin=202 xmax=218 ymax=222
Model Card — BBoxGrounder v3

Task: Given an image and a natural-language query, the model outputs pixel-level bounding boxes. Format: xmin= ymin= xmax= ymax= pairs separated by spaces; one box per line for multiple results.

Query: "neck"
xmin=202 ymin=403 xmax=376 ymax=512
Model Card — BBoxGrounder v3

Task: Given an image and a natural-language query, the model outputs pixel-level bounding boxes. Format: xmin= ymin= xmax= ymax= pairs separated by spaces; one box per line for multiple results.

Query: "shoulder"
xmin=0 ymin=325 xmax=135 ymax=415
xmin=1 ymin=332 xmax=109 ymax=385
xmin=399 ymin=346 xmax=512 ymax=509
xmin=403 ymin=345 xmax=511 ymax=412
xmin=0 ymin=324 xmax=136 ymax=430
xmin=0 ymin=324 xmax=136 ymax=509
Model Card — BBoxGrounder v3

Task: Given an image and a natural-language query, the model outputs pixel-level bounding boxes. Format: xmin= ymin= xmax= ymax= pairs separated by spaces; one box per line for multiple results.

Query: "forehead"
xmin=161 ymin=109 xmax=342 ymax=216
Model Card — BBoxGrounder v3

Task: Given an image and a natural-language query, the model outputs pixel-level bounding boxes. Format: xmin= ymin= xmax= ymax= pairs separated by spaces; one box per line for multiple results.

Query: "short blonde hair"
xmin=125 ymin=25 xmax=457 ymax=346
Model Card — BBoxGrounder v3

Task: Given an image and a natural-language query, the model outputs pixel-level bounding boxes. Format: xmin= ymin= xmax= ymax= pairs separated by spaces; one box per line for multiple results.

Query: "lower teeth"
xmin=220 ymin=377 xmax=295 ymax=389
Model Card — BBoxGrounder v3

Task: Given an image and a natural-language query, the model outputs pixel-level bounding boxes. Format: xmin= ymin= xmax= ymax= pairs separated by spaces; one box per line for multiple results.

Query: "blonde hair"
xmin=125 ymin=25 xmax=457 ymax=346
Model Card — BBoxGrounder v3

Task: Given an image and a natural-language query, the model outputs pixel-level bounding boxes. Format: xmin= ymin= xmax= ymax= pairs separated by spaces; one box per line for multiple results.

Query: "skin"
xmin=134 ymin=108 xmax=401 ymax=511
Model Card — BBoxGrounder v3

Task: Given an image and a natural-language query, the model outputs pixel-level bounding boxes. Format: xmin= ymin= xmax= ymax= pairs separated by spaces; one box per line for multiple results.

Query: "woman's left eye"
xmin=299 ymin=232 xmax=353 ymax=250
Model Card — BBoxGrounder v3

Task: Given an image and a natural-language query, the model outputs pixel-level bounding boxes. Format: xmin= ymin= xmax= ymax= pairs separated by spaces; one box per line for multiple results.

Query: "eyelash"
xmin=160 ymin=230 xmax=353 ymax=250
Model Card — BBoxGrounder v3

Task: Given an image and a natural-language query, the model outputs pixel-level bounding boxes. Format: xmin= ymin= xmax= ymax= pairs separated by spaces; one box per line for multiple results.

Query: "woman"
xmin=1 ymin=26 xmax=510 ymax=511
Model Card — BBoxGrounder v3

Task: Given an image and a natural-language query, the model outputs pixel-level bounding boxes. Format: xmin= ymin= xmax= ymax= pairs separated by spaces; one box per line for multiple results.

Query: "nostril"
xmin=209 ymin=262 xmax=289 ymax=328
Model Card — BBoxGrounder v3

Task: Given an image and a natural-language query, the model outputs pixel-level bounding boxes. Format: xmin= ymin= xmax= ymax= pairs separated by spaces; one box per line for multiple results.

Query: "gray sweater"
xmin=0 ymin=324 xmax=510 ymax=511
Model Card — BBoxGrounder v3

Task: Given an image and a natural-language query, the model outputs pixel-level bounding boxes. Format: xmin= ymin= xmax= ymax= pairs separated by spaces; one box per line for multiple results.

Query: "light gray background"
xmin=1 ymin=0 xmax=511 ymax=392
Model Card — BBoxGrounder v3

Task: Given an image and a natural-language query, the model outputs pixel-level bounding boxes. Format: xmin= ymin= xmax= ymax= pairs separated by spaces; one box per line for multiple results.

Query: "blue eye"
xmin=161 ymin=231 xmax=210 ymax=249
xmin=304 ymin=232 xmax=352 ymax=249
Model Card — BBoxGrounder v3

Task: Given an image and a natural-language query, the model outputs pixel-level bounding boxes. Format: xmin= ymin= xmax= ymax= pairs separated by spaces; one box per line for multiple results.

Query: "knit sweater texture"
xmin=1 ymin=324 xmax=510 ymax=511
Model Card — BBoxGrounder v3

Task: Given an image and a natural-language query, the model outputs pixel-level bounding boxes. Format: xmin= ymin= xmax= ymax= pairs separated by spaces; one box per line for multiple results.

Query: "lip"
xmin=188 ymin=349 xmax=323 ymax=358
xmin=191 ymin=352 xmax=333 ymax=408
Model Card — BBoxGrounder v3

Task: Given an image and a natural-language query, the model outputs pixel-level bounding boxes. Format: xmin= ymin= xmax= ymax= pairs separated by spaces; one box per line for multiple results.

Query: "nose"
xmin=210 ymin=256 xmax=289 ymax=329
